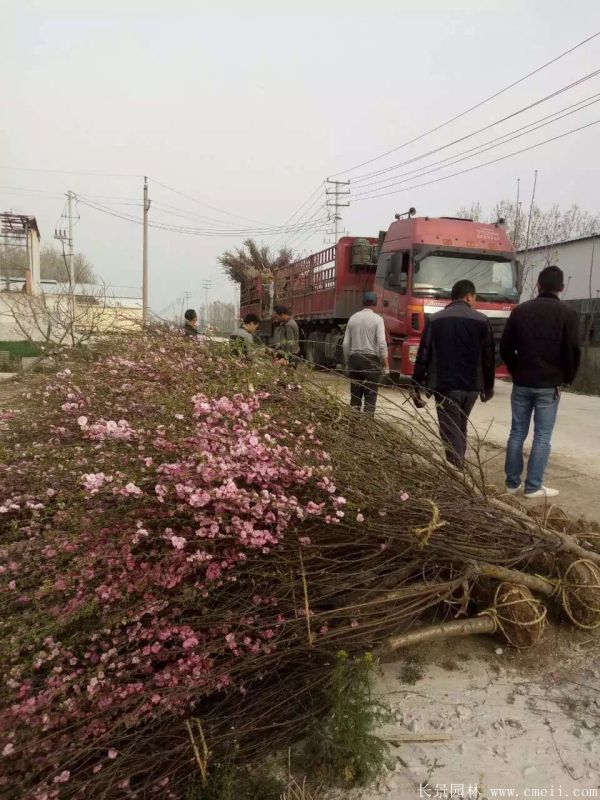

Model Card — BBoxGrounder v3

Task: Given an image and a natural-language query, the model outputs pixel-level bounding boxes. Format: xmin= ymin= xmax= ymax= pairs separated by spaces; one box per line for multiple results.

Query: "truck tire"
xmin=305 ymin=331 xmax=326 ymax=367
xmin=324 ymin=327 xmax=344 ymax=367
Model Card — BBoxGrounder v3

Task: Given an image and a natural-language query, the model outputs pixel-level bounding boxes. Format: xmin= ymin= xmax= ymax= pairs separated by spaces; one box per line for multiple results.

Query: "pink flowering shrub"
xmin=0 ymin=331 xmax=397 ymax=800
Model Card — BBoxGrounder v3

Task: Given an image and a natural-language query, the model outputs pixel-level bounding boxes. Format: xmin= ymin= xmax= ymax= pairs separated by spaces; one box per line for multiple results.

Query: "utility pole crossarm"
xmin=325 ymin=179 xmax=351 ymax=245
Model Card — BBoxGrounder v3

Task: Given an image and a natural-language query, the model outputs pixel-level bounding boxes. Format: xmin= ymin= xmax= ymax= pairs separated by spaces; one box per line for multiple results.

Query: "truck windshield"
xmin=413 ymin=254 xmax=519 ymax=302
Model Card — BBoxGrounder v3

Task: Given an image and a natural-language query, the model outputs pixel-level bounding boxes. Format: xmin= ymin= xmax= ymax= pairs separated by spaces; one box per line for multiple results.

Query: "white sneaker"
xmin=505 ymin=484 xmax=522 ymax=495
xmin=523 ymin=486 xmax=559 ymax=499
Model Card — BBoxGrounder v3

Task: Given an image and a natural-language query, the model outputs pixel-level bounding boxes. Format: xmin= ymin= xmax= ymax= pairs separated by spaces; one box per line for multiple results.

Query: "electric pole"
xmin=326 ymin=179 xmax=350 ymax=244
xmin=142 ymin=176 xmax=151 ymax=324
xmin=181 ymin=291 xmax=192 ymax=325
xmin=54 ymin=191 xmax=76 ymax=286
xmin=201 ymin=279 xmax=211 ymax=328
xmin=67 ymin=191 xmax=75 ymax=286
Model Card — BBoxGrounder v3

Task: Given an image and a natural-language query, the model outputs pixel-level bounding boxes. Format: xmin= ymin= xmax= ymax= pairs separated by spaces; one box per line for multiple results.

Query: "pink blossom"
xmin=350 ymin=620 xmax=359 ymax=628
xmin=77 ymin=416 xmax=88 ymax=427
xmin=107 ymin=748 xmax=118 ymax=759
xmin=170 ymin=535 xmax=186 ymax=551
xmin=298 ymin=536 xmax=311 ymax=546
xmin=123 ymin=482 xmax=142 ymax=496
xmin=400 ymin=491 xmax=409 ymax=502
xmin=356 ymin=513 xmax=365 ymax=523
xmin=206 ymin=562 xmax=222 ymax=581
xmin=53 ymin=770 xmax=70 ymax=783
xmin=2 ymin=743 xmax=15 ymax=757
xmin=81 ymin=472 xmax=107 ymax=494
xmin=182 ymin=636 xmax=198 ymax=650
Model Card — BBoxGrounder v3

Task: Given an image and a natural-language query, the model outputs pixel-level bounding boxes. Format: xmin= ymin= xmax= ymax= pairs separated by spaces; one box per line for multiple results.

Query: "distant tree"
xmin=218 ymin=239 xmax=293 ymax=284
xmin=457 ymin=200 xmax=600 ymax=295
xmin=456 ymin=201 xmax=600 ymax=252
xmin=0 ymin=246 xmax=96 ymax=284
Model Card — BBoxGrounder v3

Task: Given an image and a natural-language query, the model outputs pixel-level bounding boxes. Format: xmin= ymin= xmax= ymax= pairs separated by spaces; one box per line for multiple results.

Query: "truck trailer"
xmin=239 ymin=211 xmax=520 ymax=379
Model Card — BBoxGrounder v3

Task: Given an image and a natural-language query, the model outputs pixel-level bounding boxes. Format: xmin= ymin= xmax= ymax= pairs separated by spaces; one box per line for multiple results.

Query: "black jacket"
xmin=412 ymin=300 xmax=495 ymax=394
xmin=499 ymin=293 xmax=581 ymax=388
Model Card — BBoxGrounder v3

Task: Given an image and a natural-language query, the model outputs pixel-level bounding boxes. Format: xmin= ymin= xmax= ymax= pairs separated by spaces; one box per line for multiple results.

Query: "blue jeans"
xmin=505 ymin=386 xmax=560 ymax=493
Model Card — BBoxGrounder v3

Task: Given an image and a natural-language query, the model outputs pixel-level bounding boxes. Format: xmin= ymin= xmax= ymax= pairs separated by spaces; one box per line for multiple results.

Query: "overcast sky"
xmin=2 ymin=0 xmax=599 ymax=316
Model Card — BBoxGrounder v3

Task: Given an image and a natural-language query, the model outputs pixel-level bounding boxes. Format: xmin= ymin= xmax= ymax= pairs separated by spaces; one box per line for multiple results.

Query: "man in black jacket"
xmin=412 ymin=279 xmax=495 ymax=467
xmin=500 ymin=265 xmax=581 ymax=499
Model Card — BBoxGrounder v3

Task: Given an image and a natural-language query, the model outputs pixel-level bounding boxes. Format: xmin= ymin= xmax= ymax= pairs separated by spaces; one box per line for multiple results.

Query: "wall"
xmin=518 ymin=236 xmax=599 ymax=301
xmin=0 ymin=291 xmax=142 ymax=343
xmin=573 ymin=346 xmax=600 ymax=396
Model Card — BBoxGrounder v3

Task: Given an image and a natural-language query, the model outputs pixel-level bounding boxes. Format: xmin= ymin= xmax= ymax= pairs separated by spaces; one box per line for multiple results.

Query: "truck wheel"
xmin=305 ymin=331 xmax=325 ymax=367
xmin=325 ymin=327 xmax=343 ymax=367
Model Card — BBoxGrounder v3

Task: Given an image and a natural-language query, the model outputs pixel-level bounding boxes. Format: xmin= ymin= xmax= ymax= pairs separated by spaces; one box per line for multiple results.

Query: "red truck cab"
xmin=375 ymin=214 xmax=519 ymax=378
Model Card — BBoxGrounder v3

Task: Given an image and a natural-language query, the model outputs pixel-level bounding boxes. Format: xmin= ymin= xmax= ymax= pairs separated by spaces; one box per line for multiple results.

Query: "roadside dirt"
xmin=336 ymin=627 xmax=600 ymax=800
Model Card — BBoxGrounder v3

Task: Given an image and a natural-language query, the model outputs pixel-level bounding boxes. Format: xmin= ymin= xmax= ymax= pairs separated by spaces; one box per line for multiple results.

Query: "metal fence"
xmin=566 ymin=298 xmax=600 ymax=345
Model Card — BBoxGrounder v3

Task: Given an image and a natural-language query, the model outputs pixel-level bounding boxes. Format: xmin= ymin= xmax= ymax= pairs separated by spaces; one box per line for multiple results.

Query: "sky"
xmin=1 ymin=0 xmax=599 ymax=317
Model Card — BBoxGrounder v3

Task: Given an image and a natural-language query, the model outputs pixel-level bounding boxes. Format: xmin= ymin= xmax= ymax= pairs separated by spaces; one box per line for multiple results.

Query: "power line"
xmin=271 ymin=182 xmax=325 ymax=251
xmin=350 ymin=69 xmax=600 ymax=185
xmin=328 ymin=29 xmax=600 ymax=177
xmin=76 ymin=195 xmax=330 ymax=237
xmin=284 ymin=204 xmax=330 ymax=251
xmin=352 ymin=118 xmax=600 ymax=202
xmin=276 ymin=190 xmax=332 ymax=251
xmin=149 ymin=177 xmax=274 ymax=227
xmin=149 ymin=200 xmax=259 ymax=228
xmin=354 ymin=93 xmax=600 ymax=196
xmin=0 ymin=165 xmax=140 ymax=178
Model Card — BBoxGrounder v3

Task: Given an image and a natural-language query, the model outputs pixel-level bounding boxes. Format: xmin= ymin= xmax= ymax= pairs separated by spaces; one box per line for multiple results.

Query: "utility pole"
xmin=142 ymin=176 xmax=151 ymax=324
xmin=181 ymin=291 xmax=192 ymax=325
xmin=66 ymin=191 xmax=75 ymax=286
xmin=326 ymin=179 xmax=350 ymax=244
xmin=54 ymin=191 xmax=76 ymax=286
xmin=201 ymin=279 xmax=211 ymax=328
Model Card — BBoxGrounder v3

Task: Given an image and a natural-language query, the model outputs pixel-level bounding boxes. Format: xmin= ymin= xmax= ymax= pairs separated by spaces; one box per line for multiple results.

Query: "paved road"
xmin=312 ymin=373 xmax=600 ymax=521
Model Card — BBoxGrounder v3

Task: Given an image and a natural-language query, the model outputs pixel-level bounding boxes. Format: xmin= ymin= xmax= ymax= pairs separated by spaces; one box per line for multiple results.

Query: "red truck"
xmin=239 ymin=210 xmax=520 ymax=379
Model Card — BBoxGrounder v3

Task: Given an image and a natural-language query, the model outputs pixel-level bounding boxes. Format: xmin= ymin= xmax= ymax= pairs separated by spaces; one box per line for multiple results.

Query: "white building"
xmin=518 ymin=233 xmax=600 ymax=302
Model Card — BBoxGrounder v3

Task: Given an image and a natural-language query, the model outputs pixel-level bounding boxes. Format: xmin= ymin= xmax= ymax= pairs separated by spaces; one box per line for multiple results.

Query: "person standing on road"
xmin=412 ymin=279 xmax=495 ymax=468
xmin=343 ymin=291 xmax=390 ymax=415
xmin=500 ymin=265 xmax=581 ymax=499
xmin=272 ymin=305 xmax=301 ymax=367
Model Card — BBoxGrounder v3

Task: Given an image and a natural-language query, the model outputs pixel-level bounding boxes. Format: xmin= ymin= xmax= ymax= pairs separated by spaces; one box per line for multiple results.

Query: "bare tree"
xmin=0 ymin=246 xmax=95 ymax=285
xmin=0 ymin=282 xmax=129 ymax=354
xmin=457 ymin=200 xmax=600 ymax=294
xmin=457 ymin=200 xmax=600 ymax=251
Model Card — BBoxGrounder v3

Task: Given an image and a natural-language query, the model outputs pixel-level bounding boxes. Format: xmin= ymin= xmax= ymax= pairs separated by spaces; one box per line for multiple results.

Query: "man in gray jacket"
xmin=230 ymin=313 xmax=262 ymax=356
xmin=343 ymin=291 xmax=389 ymax=414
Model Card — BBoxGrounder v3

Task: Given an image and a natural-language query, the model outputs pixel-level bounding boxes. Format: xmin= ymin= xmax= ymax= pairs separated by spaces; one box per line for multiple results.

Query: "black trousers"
xmin=435 ymin=390 xmax=479 ymax=467
xmin=348 ymin=353 xmax=382 ymax=415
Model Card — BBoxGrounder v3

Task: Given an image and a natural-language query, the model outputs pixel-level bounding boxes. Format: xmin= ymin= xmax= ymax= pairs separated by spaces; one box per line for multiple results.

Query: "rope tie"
xmin=478 ymin=584 xmax=547 ymax=649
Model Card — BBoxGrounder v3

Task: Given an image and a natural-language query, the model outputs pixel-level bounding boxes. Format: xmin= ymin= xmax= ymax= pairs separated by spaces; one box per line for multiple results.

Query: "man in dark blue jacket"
xmin=412 ymin=279 xmax=495 ymax=467
xmin=500 ymin=265 xmax=580 ymax=499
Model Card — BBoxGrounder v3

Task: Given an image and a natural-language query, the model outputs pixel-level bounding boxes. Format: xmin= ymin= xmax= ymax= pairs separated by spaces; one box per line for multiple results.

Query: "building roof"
xmin=0 ymin=212 xmax=41 ymax=243
xmin=517 ymin=232 xmax=600 ymax=255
